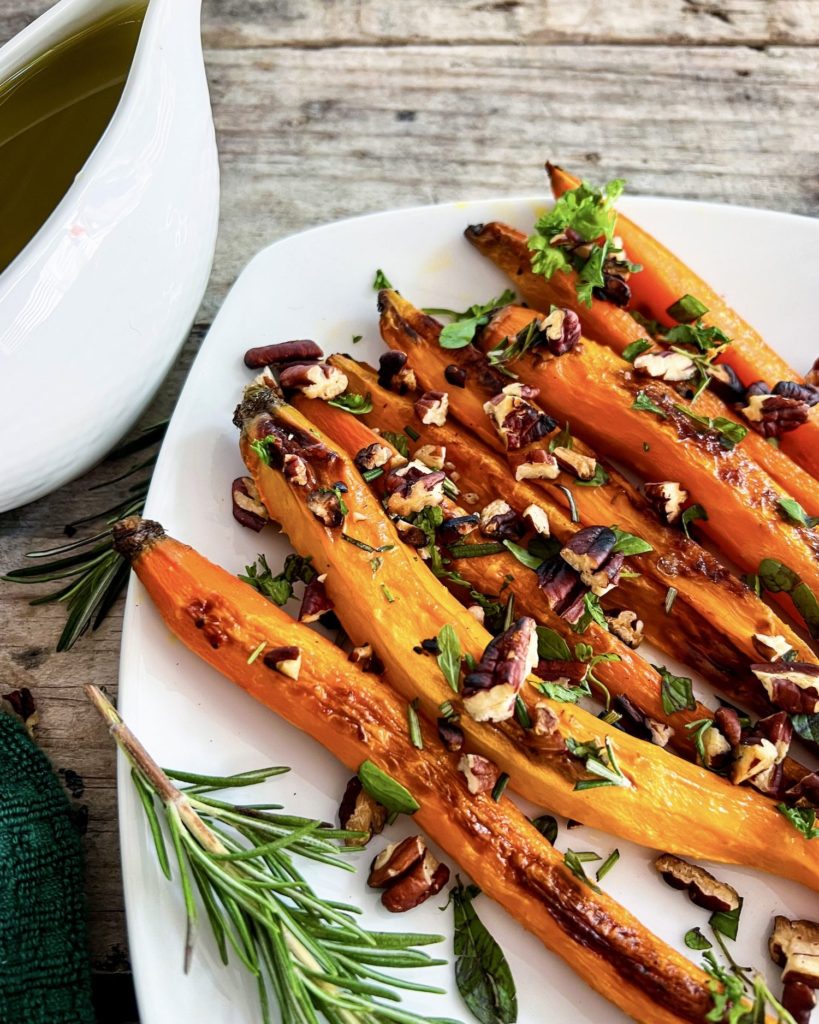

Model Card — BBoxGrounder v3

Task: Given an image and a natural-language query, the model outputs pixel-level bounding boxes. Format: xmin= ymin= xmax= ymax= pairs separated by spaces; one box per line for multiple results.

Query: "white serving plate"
xmin=120 ymin=195 xmax=819 ymax=1024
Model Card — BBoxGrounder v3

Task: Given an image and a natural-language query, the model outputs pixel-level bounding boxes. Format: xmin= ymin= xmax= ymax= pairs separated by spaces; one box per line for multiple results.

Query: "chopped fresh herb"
xmin=528 ymin=534 xmax=561 ymax=563
xmin=431 ymin=289 xmax=517 ymax=350
xmin=239 ymin=553 xmax=315 ymax=607
xmin=743 ymin=572 xmax=762 ymax=596
xmin=709 ymin=898 xmax=743 ymax=942
xmin=684 ymin=927 xmax=712 ymax=951
xmin=448 ymin=541 xmax=506 ymax=559
xmin=666 ymin=321 xmax=730 ymax=353
xmin=674 ymin=405 xmax=747 ymax=449
xmin=247 ymin=640 xmax=266 ymax=665
xmin=576 ymin=463 xmax=610 ymax=487
xmin=514 ymin=695 xmax=532 ymax=730
xmin=778 ymin=496 xmax=819 ymax=528
xmin=249 ymin=435 xmax=276 ymax=465
xmin=768 ymin=437 xmax=780 ymax=448
xmin=381 ymin=431 xmax=410 ymax=459
xmin=372 ymin=269 xmax=392 ymax=290
xmin=536 ymin=625 xmax=572 ymax=661
xmin=632 ymin=391 xmax=667 ymax=417
xmin=557 ymin=484 xmax=579 ymax=523
xmin=358 ymin=760 xmax=419 ymax=814
xmin=538 ymin=679 xmax=587 ymax=703
xmin=437 ymin=624 xmax=462 ymax=692
xmin=686 ymin=718 xmax=714 ymax=764
xmin=442 ymin=477 xmax=460 ymax=499
xmin=667 ymin=294 xmax=709 ymax=324
xmin=362 ymin=467 xmax=383 ymax=482
xmin=464 ymin=652 xmax=478 ymax=671
xmin=596 ymin=848 xmax=620 ymax=882
xmin=531 ymin=814 xmax=558 ymax=844
xmin=439 ymin=699 xmax=458 ymax=720
xmin=622 ymin=338 xmax=653 ymax=363
xmin=567 ymin=736 xmax=631 ymax=790
xmin=491 ymin=773 xmax=510 ymax=802
xmin=656 ymin=666 xmax=697 ymax=715
xmin=579 ymin=653 xmax=619 ymax=709
xmin=791 ymin=713 xmax=819 ymax=745
xmin=777 ymin=803 xmax=819 ymax=840
xmin=407 ymin=699 xmax=423 ymax=749
xmin=381 ymin=583 xmax=395 ymax=603
xmin=681 ymin=504 xmax=708 ymax=539
xmin=758 ymin=557 xmax=800 ymax=594
xmin=370 ymin=556 xmax=382 ymax=575
xmin=352 ymin=334 xmax=362 ymax=344
xmin=571 ymin=592 xmax=607 ymax=634
xmin=701 ymin=950 xmax=794 ymax=1024
xmin=451 ymin=877 xmax=518 ymax=1024
xmin=502 ymin=539 xmax=543 ymax=570
xmin=610 ymin=527 xmax=653 ymax=556
xmin=404 ymin=424 xmax=420 ymax=442
xmin=549 ymin=422 xmax=573 ymax=452
xmin=574 ymin=642 xmax=594 ymax=663
xmin=664 ymin=586 xmax=677 ymax=615
xmin=563 ymin=849 xmax=602 ymax=893
xmin=341 ymin=534 xmax=395 ymax=553
xmin=328 ymin=391 xmax=373 ymax=415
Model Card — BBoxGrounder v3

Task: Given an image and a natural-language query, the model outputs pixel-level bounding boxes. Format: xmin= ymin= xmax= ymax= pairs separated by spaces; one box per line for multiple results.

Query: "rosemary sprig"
xmin=86 ymin=686 xmax=453 ymax=1024
xmin=1 ymin=420 xmax=166 ymax=650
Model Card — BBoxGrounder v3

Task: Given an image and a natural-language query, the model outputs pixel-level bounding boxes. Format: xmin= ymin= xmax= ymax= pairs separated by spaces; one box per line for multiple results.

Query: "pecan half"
xmin=381 ymin=848 xmax=450 ymax=913
xmin=540 ymin=306 xmax=582 ymax=355
xmin=232 ymin=476 xmax=270 ymax=532
xmin=384 ymin=462 xmax=446 ymax=517
xmin=514 ymin=449 xmax=560 ymax=482
xmin=244 ymin=340 xmax=323 ymax=368
xmin=484 ymin=384 xmax=556 ymax=450
xmin=458 ymin=753 xmax=501 ymax=794
xmin=479 ymin=499 xmax=525 ymax=541
xmin=643 ymin=481 xmax=688 ymax=525
xmin=742 ymin=393 xmax=810 ymax=438
xmin=354 ymin=442 xmax=393 ymax=473
xmin=299 ymin=576 xmax=333 ymax=623
xmin=368 ymin=836 xmax=426 ymax=888
xmin=377 ymin=350 xmax=417 ymax=394
xmin=770 ymin=917 xmax=819 ymax=991
xmin=444 ymin=364 xmax=468 ymax=388
xmin=462 ymin=617 xmax=538 ymax=722
xmin=306 ymin=488 xmax=345 ymax=528
xmin=633 ymin=350 xmax=697 ymax=382
xmin=560 ymin=526 xmax=622 ymax=596
xmin=437 ymin=718 xmax=465 ymax=752
xmin=655 ymin=854 xmax=740 ymax=914
xmin=605 ymin=609 xmax=644 ymax=649
xmin=751 ymin=663 xmax=819 ymax=715
xmin=338 ymin=776 xmax=387 ymax=846
xmin=278 ymin=362 xmax=348 ymax=400
xmin=774 ymin=380 xmax=819 ymax=407
xmin=552 ymin=446 xmax=597 ymax=481
xmin=537 ymin=557 xmax=588 ymax=624
xmin=414 ymin=391 xmax=449 ymax=426
xmin=262 ymin=645 xmax=302 ymax=680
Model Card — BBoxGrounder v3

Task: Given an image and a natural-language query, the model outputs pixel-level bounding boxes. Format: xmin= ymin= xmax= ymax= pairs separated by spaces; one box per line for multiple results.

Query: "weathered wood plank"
xmin=1 ymin=0 xmax=819 ymax=47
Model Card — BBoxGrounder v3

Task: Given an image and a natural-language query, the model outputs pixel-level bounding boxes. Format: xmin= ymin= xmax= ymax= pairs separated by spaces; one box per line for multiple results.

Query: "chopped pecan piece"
xmin=338 ymin=776 xmax=387 ymax=847
xmin=377 ymin=350 xmax=416 ymax=393
xmin=612 ymin=695 xmax=672 ymax=747
xmin=537 ymin=558 xmax=588 ymax=624
xmin=774 ymin=380 xmax=819 ymax=407
xmin=348 ymin=643 xmax=382 ymax=673
xmin=381 ymin=849 xmax=450 ymax=913
xmin=751 ymin=663 xmax=819 ymax=715
xmin=707 ymin=362 xmax=746 ymax=403
xmin=552 ymin=446 xmax=597 ymax=481
xmin=540 ymin=306 xmax=582 ymax=355
xmin=283 ymin=453 xmax=309 ymax=487
xmin=605 ymin=610 xmax=644 ymax=649
xmin=439 ymin=508 xmax=479 ymax=539
xmin=394 ymin=518 xmax=428 ymax=547
xmin=354 ymin=443 xmax=392 ymax=473
xmin=479 ymin=499 xmax=525 ymax=541
xmin=368 ymin=836 xmax=426 ymax=888
xmin=560 ymin=526 xmax=622 ymax=596
xmin=655 ymin=854 xmax=740 ymax=914
xmin=742 ymin=393 xmax=810 ymax=438
xmin=752 ymin=633 xmax=795 ymax=662
xmin=384 ymin=462 xmax=446 ymax=517
xmin=278 ymin=362 xmax=348 ymax=400
xmin=770 ymin=917 xmax=819 ymax=991
xmin=306 ymin=488 xmax=345 ymax=528
xmin=523 ymin=503 xmax=550 ymax=536
xmin=483 ymin=384 xmax=556 ymax=450
xmin=244 ymin=340 xmax=323 ymax=368
xmin=458 ymin=753 xmax=501 ymax=794
xmin=232 ymin=476 xmax=270 ymax=532
xmin=414 ymin=391 xmax=449 ymax=426
xmin=466 ymin=604 xmax=485 ymax=624
xmin=299 ymin=576 xmax=333 ymax=623
xmin=530 ymin=702 xmax=566 ymax=751
xmin=414 ymin=444 xmax=446 ymax=470
xmin=462 ymin=617 xmax=538 ymax=722
xmin=444 ymin=364 xmax=467 ymax=388
xmin=262 ymin=645 xmax=302 ymax=680
xmin=786 ymin=772 xmax=819 ymax=807
xmin=437 ymin=718 xmax=465 ymax=752
xmin=643 ymin=481 xmax=688 ymax=525
xmin=633 ymin=350 xmax=697 ymax=382
xmin=731 ymin=736 xmax=779 ymax=787
xmin=713 ymin=706 xmax=742 ymax=747
xmin=700 ymin=724 xmax=732 ymax=771
xmin=514 ymin=449 xmax=560 ymax=482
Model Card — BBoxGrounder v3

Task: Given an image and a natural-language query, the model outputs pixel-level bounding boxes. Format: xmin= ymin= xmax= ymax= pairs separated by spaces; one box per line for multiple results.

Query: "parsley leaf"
xmin=681 ymin=504 xmax=708 ymax=539
xmin=380 ymin=431 xmax=410 ymax=459
xmin=674 ymin=405 xmax=748 ymax=449
xmin=576 ymin=463 xmax=610 ymax=487
xmin=239 ymin=553 xmax=315 ymax=607
xmin=666 ymin=322 xmax=730 ymax=353
xmin=684 ymin=928 xmax=712 ymax=951
xmin=327 ymin=391 xmax=373 ymax=415
xmin=429 ymin=288 xmax=517 ymax=350
xmin=632 ymin=391 xmax=667 ymax=417
xmin=571 ymin=593 xmax=608 ymax=634
xmin=777 ymin=804 xmax=819 ymax=840
xmin=656 ymin=666 xmax=697 ymax=714
xmin=536 ymin=626 xmax=572 ymax=661
xmin=778 ymin=496 xmax=819 ymax=528
xmin=622 ymin=338 xmax=653 ymax=363
xmin=610 ymin=527 xmax=653 ymax=555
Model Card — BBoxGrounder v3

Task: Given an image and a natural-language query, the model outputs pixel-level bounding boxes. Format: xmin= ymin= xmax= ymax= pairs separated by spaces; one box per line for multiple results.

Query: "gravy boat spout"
xmin=0 ymin=0 xmax=219 ymax=512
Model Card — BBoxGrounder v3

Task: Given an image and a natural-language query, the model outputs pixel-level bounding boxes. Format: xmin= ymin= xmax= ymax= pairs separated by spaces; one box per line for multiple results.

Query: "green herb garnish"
xmin=407 ymin=698 xmax=424 ymax=749
xmin=239 ymin=553 xmax=315 ymax=607
xmin=777 ymin=803 xmax=819 ymax=840
xmin=536 ymin=626 xmax=572 ymax=661
xmin=428 ymin=289 xmax=517 ymax=350
xmin=681 ymin=503 xmax=708 ymax=539
xmin=437 ymin=624 xmax=462 ymax=692
xmin=632 ymin=391 xmax=667 ymax=417
xmin=685 ymin=927 xmax=712 ymax=951
xmin=656 ymin=666 xmax=697 ymax=715
xmin=563 ymin=850 xmax=602 ymax=893
xmin=674 ymin=405 xmax=747 ymax=449
xmin=667 ymin=294 xmax=709 ymax=324
xmin=596 ymin=848 xmax=620 ymax=882
xmin=373 ymin=268 xmax=393 ymax=289
xmin=778 ymin=496 xmax=819 ymax=528
xmin=567 ymin=736 xmax=631 ymax=790
xmin=327 ymin=391 xmax=373 ymax=415
xmin=622 ymin=339 xmax=653 ymax=363
xmin=610 ymin=527 xmax=653 ymax=555
xmin=359 ymin=760 xmax=420 ymax=814
xmin=502 ymin=539 xmax=543 ymax=569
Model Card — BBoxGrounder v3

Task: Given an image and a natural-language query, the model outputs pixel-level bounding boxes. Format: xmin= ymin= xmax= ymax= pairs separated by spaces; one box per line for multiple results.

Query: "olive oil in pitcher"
xmin=0 ymin=2 xmax=147 ymax=274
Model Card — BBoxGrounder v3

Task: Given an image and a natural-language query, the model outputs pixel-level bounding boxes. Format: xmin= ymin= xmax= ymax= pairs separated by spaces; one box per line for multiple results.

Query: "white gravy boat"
xmin=0 ymin=0 xmax=219 ymax=512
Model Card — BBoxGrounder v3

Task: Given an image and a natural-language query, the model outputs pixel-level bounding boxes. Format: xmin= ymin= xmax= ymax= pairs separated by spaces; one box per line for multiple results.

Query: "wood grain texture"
xmin=0 ymin=0 xmax=817 ymax=1018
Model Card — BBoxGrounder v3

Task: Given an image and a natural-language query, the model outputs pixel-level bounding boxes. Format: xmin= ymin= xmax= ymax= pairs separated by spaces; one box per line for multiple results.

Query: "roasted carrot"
xmin=114 ymin=516 xmax=719 ymax=1024
xmin=234 ymin=383 xmax=819 ymax=891
xmin=473 ymin=305 xmax=819 ymax=634
xmin=295 ymin=384 xmax=811 ymax=787
xmin=549 ymin=163 xmax=819 ymax=480
xmin=465 ymin=219 xmax=819 ymax=502
xmin=376 ymin=290 xmax=819 ymax=684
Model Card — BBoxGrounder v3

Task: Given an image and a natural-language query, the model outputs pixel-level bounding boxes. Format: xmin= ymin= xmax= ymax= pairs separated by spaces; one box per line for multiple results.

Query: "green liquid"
xmin=0 ymin=2 xmax=147 ymax=273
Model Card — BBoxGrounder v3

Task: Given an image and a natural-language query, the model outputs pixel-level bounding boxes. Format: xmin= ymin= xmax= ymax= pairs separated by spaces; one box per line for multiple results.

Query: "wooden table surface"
xmin=1 ymin=0 xmax=818 ymax=1019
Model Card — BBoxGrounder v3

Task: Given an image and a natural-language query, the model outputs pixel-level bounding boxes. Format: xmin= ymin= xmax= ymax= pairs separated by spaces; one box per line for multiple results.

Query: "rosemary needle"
xmin=86 ymin=686 xmax=452 ymax=1024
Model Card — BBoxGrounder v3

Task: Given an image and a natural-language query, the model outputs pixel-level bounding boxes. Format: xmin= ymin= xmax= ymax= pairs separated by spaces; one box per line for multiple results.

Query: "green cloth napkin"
xmin=0 ymin=711 xmax=95 ymax=1024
